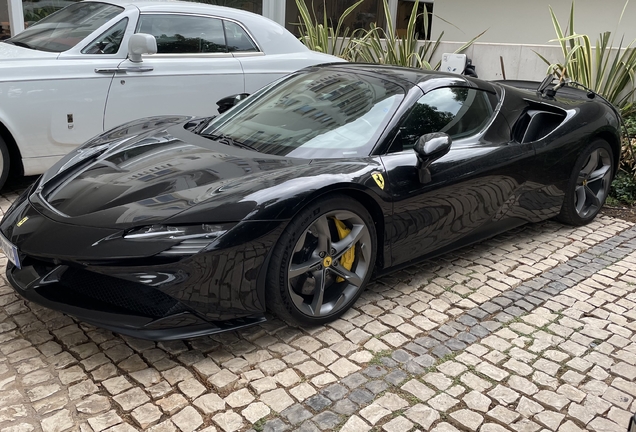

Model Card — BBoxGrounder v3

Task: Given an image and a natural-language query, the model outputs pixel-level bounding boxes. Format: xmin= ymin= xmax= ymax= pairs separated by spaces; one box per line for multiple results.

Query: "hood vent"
xmin=40 ymin=148 xmax=109 ymax=201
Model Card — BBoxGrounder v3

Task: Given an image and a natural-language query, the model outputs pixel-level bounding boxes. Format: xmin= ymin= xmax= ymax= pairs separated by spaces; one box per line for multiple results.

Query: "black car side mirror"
xmin=414 ymin=132 xmax=452 ymax=183
xmin=216 ymin=93 xmax=250 ymax=114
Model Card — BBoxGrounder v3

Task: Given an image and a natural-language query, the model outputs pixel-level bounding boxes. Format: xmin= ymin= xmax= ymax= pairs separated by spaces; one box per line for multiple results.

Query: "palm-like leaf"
xmin=541 ymin=0 xmax=636 ymax=180
xmin=295 ymin=0 xmax=482 ymax=70
xmin=540 ymin=1 xmax=636 ymax=110
xmin=294 ymin=0 xmax=365 ymax=59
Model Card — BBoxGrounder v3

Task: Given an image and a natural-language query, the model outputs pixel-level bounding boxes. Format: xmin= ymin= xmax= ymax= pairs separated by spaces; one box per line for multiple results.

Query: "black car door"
xmin=380 ymin=86 xmax=538 ymax=267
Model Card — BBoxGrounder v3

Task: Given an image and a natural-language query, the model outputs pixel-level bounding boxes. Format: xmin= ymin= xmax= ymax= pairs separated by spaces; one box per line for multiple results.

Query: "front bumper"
xmin=7 ymin=261 xmax=265 ymax=340
xmin=2 ymin=189 xmax=285 ymax=340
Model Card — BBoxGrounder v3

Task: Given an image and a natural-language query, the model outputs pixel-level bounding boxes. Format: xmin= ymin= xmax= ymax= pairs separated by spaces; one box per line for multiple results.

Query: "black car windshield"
xmin=7 ymin=2 xmax=123 ymax=52
xmin=201 ymin=69 xmax=405 ymax=158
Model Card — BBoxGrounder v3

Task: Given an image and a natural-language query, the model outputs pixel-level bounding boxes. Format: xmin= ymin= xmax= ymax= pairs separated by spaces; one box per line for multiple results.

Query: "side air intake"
xmin=513 ymin=104 xmax=567 ymax=144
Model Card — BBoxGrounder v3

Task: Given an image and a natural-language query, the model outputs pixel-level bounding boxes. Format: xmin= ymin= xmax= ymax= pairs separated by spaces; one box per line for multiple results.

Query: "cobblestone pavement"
xmin=0 ymin=185 xmax=635 ymax=432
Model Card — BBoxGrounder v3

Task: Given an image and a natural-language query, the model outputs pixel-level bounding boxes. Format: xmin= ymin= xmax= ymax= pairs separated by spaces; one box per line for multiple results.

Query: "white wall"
xmin=433 ymin=0 xmax=636 ymax=45
xmin=431 ymin=41 xmax=563 ymax=82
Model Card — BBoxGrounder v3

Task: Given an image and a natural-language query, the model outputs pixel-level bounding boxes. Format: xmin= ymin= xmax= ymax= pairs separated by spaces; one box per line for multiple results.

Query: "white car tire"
xmin=0 ymin=136 xmax=10 ymax=191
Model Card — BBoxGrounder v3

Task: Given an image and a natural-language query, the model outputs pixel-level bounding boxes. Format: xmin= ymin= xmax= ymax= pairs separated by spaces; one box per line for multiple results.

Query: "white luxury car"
xmin=0 ymin=0 xmax=340 ymax=188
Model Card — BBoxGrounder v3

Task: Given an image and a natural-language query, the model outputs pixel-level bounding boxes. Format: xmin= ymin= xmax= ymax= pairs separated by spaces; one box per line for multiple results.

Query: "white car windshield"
xmin=6 ymin=2 xmax=123 ymax=52
xmin=202 ymin=69 xmax=405 ymax=159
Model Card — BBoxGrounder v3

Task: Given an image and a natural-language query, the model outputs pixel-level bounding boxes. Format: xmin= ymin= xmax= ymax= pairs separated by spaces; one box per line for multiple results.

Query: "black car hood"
xmin=31 ymin=116 xmax=312 ymax=229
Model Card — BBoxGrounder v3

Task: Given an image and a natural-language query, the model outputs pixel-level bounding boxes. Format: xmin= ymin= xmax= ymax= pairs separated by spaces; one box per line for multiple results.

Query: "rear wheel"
xmin=266 ymin=195 xmax=376 ymax=326
xmin=0 ymin=137 xmax=10 ymax=191
xmin=557 ymin=139 xmax=614 ymax=226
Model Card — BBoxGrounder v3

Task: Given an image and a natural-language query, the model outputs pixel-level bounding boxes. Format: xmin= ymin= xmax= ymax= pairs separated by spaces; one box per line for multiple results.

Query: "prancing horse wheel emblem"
xmin=323 ymin=256 xmax=333 ymax=267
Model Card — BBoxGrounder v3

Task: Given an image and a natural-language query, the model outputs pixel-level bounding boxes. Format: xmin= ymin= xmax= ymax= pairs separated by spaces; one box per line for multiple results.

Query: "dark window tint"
xmin=137 ymin=14 xmax=226 ymax=53
xmin=392 ymin=87 xmax=498 ymax=152
xmin=397 ymin=1 xmax=434 ymax=40
xmin=204 ymin=0 xmax=262 ymax=14
xmin=284 ymin=0 xmax=385 ymax=37
xmin=82 ymin=18 xmax=128 ymax=54
xmin=223 ymin=20 xmax=257 ymax=52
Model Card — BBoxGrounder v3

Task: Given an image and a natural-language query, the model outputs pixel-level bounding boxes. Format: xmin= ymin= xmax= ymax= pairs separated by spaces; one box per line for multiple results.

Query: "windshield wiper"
xmin=191 ymin=116 xmax=216 ymax=134
xmin=202 ymin=133 xmax=256 ymax=151
xmin=4 ymin=40 xmax=33 ymax=50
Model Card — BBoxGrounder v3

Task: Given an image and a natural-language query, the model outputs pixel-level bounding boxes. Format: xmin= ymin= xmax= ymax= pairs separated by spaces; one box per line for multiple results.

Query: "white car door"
xmin=47 ymin=18 xmax=130 ymax=152
xmin=104 ymin=13 xmax=246 ymax=129
xmin=1 ymin=9 xmax=130 ymax=175
xmin=3 ymin=59 xmax=120 ymax=174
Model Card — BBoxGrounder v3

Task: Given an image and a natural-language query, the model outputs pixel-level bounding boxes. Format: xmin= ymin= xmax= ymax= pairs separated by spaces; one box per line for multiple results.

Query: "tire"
xmin=557 ymin=139 xmax=614 ymax=226
xmin=266 ymin=195 xmax=377 ymax=326
xmin=0 ymin=136 xmax=10 ymax=191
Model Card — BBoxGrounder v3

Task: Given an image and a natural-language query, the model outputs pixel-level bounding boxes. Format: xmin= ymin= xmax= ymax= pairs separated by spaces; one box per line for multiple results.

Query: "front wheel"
xmin=557 ymin=139 xmax=614 ymax=226
xmin=266 ymin=195 xmax=377 ymax=326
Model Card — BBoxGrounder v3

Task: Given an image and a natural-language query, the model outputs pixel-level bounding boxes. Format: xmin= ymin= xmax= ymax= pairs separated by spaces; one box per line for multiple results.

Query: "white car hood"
xmin=0 ymin=42 xmax=59 ymax=60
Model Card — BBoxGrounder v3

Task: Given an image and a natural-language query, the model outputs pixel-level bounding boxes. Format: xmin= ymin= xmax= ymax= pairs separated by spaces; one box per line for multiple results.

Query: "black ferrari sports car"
xmin=0 ymin=64 xmax=621 ymax=340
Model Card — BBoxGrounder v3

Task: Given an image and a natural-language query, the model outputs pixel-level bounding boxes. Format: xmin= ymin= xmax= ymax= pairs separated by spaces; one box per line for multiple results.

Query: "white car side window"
xmin=223 ymin=20 xmax=257 ymax=53
xmin=82 ymin=18 xmax=129 ymax=55
xmin=137 ymin=14 xmax=226 ymax=54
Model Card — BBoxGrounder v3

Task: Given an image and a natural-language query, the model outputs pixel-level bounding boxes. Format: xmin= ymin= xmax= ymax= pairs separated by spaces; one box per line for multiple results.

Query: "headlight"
xmin=124 ymin=224 xmax=236 ymax=256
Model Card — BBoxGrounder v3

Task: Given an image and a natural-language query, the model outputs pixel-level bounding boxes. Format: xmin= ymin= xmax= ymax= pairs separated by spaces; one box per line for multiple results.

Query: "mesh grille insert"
xmin=59 ymin=268 xmax=186 ymax=319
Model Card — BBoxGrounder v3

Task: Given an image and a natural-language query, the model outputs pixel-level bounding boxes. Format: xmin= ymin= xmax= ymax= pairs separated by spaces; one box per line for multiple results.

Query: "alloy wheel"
xmin=287 ymin=210 xmax=372 ymax=318
xmin=575 ymin=147 xmax=612 ymax=218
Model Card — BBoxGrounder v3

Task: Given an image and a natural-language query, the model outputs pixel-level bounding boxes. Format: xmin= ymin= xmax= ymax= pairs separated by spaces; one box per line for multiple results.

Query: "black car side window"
xmin=390 ymin=87 xmax=498 ymax=153
xmin=137 ymin=14 xmax=227 ymax=54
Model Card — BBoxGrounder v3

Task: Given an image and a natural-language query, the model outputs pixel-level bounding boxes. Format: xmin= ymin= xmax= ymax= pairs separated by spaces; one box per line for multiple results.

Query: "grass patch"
xmin=369 ymin=350 xmax=392 ymax=365
xmin=422 ymin=365 xmax=437 ymax=374
xmin=438 ymin=351 xmax=459 ymax=364
xmin=536 ymin=324 xmax=557 ymax=335
xmin=503 ymin=316 xmax=525 ymax=327
xmin=253 ymin=418 xmax=267 ymax=432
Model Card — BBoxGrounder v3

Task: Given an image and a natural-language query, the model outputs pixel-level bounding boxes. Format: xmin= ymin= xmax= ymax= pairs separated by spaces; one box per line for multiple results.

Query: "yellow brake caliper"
xmin=333 ymin=218 xmax=355 ymax=282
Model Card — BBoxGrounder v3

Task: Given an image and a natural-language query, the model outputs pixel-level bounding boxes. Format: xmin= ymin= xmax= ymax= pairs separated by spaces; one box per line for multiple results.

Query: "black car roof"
xmin=310 ymin=63 xmax=497 ymax=93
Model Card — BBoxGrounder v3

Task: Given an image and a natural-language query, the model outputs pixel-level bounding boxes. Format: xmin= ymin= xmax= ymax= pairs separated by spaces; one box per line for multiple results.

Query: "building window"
xmin=0 ymin=0 xmax=10 ymax=39
xmin=22 ymin=0 xmax=78 ymax=28
xmin=188 ymin=0 xmax=263 ymax=15
xmin=397 ymin=0 xmax=433 ymax=39
xmin=285 ymin=0 xmax=385 ymax=36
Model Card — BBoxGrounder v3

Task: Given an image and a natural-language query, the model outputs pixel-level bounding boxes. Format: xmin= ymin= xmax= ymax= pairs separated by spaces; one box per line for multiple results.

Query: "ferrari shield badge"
xmin=372 ymin=172 xmax=385 ymax=190
xmin=16 ymin=217 xmax=28 ymax=227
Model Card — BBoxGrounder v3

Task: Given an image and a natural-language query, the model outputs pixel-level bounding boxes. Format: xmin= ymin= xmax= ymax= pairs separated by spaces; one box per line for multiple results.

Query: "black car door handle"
xmin=94 ymin=66 xmax=154 ymax=74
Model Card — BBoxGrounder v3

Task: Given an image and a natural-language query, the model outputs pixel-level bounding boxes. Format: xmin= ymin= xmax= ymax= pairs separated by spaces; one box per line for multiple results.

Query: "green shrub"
xmin=24 ymin=6 xmax=59 ymax=24
xmin=610 ymin=170 xmax=636 ymax=205
xmin=624 ymin=112 xmax=636 ymax=136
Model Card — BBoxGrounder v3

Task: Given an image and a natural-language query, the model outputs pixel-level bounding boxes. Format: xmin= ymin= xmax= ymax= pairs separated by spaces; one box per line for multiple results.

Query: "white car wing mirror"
xmin=128 ymin=33 xmax=157 ymax=63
